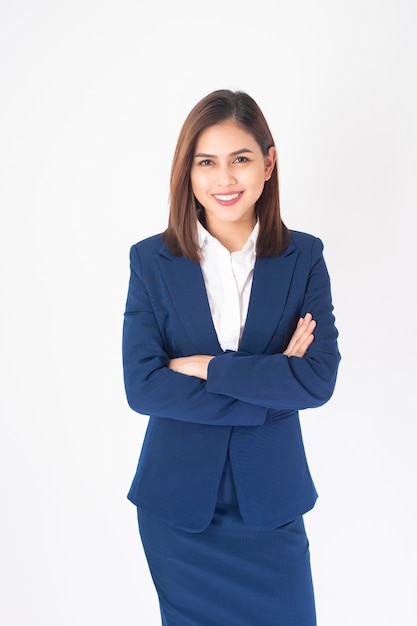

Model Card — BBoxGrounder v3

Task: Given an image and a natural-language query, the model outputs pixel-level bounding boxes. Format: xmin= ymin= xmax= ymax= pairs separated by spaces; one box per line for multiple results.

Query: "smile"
xmin=212 ymin=192 xmax=243 ymax=206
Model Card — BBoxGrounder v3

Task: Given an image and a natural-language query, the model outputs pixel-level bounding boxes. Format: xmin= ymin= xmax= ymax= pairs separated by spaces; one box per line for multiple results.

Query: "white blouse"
xmin=197 ymin=221 xmax=259 ymax=352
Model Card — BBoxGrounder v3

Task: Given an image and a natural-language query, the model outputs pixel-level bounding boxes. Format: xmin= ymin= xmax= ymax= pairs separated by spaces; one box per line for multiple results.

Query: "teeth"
xmin=214 ymin=193 xmax=240 ymax=201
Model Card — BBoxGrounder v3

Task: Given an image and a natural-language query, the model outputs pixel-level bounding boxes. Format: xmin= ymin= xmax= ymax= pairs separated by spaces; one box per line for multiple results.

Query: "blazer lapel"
xmin=240 ymin=239 xmax=300 ymax=354
xmin=156 ymin=238 xmax=300 ymax=357
xmin=156 ymin=244 xmax=222 ymax=354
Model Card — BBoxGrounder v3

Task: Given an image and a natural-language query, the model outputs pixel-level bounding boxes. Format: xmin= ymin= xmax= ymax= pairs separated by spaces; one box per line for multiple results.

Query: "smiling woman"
xmin=165 ymin=90 xmax=290 ymax=263
xmin=122 ymin=89 xmax=340 ymax=625
xmin=190 ymin=121 xmax=277 ymax=251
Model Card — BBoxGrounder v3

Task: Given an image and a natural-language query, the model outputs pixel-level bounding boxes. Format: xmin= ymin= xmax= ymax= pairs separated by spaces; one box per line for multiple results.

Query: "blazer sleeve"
xmin=122 ymin=244 xmax=268 ymax=426
xmin=206 ymin=237 xmax=341 ymax=410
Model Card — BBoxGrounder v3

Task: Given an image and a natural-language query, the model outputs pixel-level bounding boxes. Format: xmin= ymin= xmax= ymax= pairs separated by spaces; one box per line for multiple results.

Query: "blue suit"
xmin=123 ymin=230 xmax=340 ymax=533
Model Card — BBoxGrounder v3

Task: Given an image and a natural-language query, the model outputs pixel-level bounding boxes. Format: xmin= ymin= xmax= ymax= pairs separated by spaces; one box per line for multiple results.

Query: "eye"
xmin=234 ymin=156 xmax=249 ymax=164
xmin=199 ymin=159 xmax=213 ymax=166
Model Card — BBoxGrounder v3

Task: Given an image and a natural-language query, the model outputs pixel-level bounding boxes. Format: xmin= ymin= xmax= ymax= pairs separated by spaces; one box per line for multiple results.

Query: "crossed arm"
xmin=168 ymin=313 xmax=316 ymax=380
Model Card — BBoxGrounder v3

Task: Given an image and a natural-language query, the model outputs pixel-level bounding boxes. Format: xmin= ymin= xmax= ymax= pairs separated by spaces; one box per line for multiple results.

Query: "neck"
xmin=205 ymin=219 xmax=256 ymax=253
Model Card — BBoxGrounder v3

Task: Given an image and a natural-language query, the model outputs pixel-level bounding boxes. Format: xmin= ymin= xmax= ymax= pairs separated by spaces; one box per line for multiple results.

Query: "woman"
xmin=123 ymin=89 xmax=340 ymax=626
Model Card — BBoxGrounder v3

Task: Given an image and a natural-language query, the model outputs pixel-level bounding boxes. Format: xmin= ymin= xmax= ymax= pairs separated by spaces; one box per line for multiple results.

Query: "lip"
xmin=212 ymin=192 xmax=243 ymax=206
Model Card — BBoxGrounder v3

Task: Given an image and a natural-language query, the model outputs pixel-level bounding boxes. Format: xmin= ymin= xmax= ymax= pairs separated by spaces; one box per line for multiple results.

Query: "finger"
xmin=294 ymin=320 xmax=316 ymax=346
xmin=290 ymin=317 xmax=315 ymax=346
xmin=283 ymin=316 xmax=316 ymax=357
xmin=289 ymin=332 xmax=315 ymax=357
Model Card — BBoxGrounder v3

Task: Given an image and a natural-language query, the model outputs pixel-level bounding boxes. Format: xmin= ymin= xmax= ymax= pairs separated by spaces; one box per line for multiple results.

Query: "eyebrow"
xmin=194 ymin=148 xmax=254 ymax=158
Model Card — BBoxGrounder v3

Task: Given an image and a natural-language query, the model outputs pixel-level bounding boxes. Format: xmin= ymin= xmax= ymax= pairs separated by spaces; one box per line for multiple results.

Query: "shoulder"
xmin=129 ymin=233 xmax=167 ymax=264
xmin=127 ymin=233 xmax=166 ymax=277
xmin=289 ymin=229 xmax=321 ymax=248
xmin=130 ymin=233 xmax=165 ymax=256
xmin=288 ymin=229 xmax=324 ymax=257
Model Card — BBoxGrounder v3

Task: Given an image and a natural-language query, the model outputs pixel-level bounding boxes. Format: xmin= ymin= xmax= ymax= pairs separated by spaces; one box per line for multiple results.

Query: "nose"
xmin=216 ymin=163 xmax=237 ymax=187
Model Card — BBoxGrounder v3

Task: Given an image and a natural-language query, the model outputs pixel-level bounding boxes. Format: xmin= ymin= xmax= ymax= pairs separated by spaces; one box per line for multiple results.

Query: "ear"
xmin=264 ymin=146 xmax=277 ymax=181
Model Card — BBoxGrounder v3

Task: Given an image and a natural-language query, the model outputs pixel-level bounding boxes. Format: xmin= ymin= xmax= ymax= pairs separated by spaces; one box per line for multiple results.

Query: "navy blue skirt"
xmin=137 ymin=458 xmax=316 ymax=626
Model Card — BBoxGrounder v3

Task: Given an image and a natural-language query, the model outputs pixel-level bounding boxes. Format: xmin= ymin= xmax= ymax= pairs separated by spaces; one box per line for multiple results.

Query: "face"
xmin=190 ymin=120 xmax=276 ymax=235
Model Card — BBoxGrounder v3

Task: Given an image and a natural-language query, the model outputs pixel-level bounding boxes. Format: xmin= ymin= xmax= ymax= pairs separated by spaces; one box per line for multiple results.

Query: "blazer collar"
xmin=157 ymin=238 xmax=299 ymax=355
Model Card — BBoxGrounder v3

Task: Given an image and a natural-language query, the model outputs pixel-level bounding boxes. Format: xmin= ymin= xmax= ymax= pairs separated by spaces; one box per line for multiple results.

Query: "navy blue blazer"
xmin=123 ymin=230 xmax=340 ymax=532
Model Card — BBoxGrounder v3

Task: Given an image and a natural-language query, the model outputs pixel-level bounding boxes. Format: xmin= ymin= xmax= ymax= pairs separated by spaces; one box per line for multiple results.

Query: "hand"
xmin=168 ymin=355 xmax=215 ymax=380
xmin=283 ymin=313 xmax=316 ymax=358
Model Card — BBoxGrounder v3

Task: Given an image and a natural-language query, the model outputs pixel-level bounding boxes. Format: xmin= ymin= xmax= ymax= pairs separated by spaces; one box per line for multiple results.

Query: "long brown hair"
xmin=163 ymin=90 xmax=289 ymax=262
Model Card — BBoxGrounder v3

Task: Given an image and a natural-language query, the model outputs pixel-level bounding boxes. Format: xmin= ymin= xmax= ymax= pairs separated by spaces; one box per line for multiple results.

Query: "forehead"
xmin=195 ymin=120 xmax=258 ymax=152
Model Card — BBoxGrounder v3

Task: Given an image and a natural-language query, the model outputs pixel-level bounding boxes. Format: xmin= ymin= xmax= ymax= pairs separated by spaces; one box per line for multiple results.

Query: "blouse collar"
xmin=197 ymin=220 xmax=259 ymax=254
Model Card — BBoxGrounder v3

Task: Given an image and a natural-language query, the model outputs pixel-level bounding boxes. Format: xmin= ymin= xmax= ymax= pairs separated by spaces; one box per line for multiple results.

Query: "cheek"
xmin=192 ymin=174 xmax=215 ymax=200
xmin=190 ymin=171 xmax=205 ymax=194
xmin=245 ymin=169 xmax=267 ymax=192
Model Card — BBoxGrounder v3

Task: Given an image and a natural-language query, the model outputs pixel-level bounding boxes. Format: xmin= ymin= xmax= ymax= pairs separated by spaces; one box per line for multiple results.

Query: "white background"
xmin=1 ymin=1 xmax=416 ymax=624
